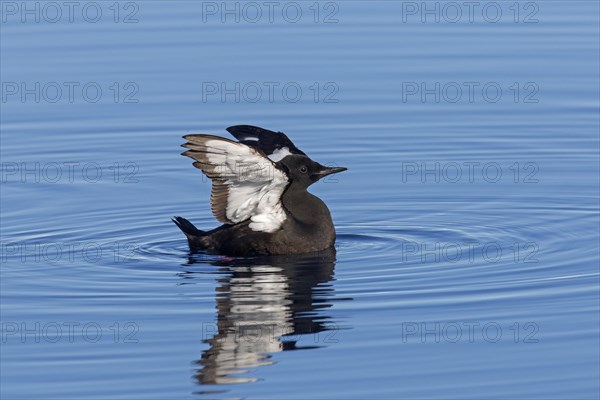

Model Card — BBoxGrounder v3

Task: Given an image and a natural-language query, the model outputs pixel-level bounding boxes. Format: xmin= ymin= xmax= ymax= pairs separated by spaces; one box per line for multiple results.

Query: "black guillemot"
xmin=173 ymin=125 xmax=347 ymax=255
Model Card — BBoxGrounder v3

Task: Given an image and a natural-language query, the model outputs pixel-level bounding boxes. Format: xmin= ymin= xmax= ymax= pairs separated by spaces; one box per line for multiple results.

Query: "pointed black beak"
xmin=313 ymin=165 xmax=348 ymax=179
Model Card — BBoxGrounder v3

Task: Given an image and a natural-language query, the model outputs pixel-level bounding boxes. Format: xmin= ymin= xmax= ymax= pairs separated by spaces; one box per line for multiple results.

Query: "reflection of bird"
xmin=190 ymin=249 xmax=341 ymax=385
xmin=173 ymin=125 xmax=347 ymax=256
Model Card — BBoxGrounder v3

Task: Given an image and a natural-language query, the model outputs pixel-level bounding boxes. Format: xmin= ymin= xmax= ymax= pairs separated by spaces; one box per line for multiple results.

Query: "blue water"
xmin=1 ymin=1 xmax=599 ymax=399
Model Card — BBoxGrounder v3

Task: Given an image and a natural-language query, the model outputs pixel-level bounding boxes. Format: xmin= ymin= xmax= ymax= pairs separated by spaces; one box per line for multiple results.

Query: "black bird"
xmin=173 ymin=125 xmax=347 ymax=256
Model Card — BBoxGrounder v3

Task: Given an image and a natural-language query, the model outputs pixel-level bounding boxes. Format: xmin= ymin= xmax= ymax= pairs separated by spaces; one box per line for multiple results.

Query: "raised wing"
xmin=226 ymin=125 xmax=306 ymax=162
xmin=182 ymin=135 xmax=289 ymax=233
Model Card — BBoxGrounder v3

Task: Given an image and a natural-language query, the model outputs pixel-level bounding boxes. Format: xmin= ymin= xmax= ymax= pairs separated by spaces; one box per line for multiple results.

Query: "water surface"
xmin=1 ymin=1 xmax=599 ymax=398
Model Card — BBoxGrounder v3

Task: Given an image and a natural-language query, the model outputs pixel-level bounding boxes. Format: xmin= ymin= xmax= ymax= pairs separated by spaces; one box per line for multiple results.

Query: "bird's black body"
xmin=173 ymin=125 xmax=346 ymax=256
xmin=174 ymin=189 xmax=334 ymax=255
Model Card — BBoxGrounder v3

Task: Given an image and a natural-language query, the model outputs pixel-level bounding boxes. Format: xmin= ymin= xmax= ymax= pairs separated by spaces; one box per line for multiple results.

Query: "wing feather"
xmin=182 ymin=135 xmax=289 ymax=233
xmin=226 ymin=125 xmax=306 ymax=161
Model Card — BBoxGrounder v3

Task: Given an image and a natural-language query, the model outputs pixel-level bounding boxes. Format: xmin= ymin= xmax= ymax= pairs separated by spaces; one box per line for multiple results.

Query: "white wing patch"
xmin=183 ymin=136 xmax=289 ymax=233
xmin=268 ymin=147 xmax=292 ymax=162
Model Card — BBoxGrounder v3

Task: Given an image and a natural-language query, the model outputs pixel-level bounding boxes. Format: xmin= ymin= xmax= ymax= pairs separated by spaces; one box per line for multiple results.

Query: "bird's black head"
xmin=279 ymin=155 xmax=347 ymax=187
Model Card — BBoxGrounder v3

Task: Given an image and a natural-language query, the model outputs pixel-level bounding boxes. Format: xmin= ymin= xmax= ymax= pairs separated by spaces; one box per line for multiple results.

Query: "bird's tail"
xmin=172 ymin=216 xmax=206 ymax=247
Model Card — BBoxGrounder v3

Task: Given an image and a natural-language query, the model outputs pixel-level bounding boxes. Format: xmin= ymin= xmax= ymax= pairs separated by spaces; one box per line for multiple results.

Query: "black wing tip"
xmin=225 ymin=125 xmax=241 ymax=134
xmin=226 ymin=125 xmax=281 ymax=137
xmin=226 ymin=125 xmax=307 ymax=156
xmin=226 ymin=124 xmax=264 ymax=132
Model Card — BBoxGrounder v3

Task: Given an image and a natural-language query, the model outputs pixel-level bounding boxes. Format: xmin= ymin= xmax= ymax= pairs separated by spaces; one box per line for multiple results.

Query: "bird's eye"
xmin=300 ymin=166 xmax=308 ymax=173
